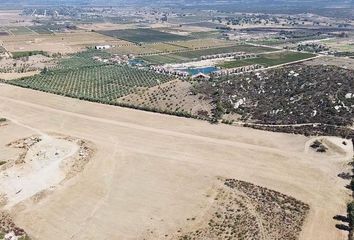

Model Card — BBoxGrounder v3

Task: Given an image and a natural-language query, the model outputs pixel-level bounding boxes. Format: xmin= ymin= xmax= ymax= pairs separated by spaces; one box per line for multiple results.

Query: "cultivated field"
xmin=108 ymin=44 xmax=161 ymax=56
xmin=140 ymin=44 xmax=277 ymax=64
xmin=171 ymin=38 xmax=234 ymax=49
xmin=97 ymin=28 xmax=192 ymax=43
xmin=0 ymin=32 xmax=129 ymax=54
xmin=118 ymin=79 xmax=213 ymax=118
xmin=9 ymin=64 xmax=174 ymax=102
xmin=218 ymin=51 xmax=316 ymax=68
xmin=0 ymin=84 xmax=351 ymax=240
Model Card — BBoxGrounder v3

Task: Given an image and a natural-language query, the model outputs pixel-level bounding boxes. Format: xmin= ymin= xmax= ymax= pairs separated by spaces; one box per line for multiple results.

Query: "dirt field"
xmin=0 ymin=83 xmax=352 ymax=240
xmin=0 ymin=11 xmax=32 ymax=26
xmin=0 ymin=71 xmax=40 ymax=80
xmin=304 ymin=56 xmax=354 ymax=70
xmin=0 ymin=32 xmax=129 ymax=54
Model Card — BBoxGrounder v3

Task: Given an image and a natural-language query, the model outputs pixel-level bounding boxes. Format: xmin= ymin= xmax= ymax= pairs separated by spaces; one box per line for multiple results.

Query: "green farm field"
xmin=139 ymin=54 xmax=190 ymax=65
xmin=174 ymin=44 xmax=276 ymax=59
xmin=97 ymin=28 xmax=191 ymax=43
xmin=9 ymin=64 xmax=174 ymax=102
xmin=141 ymin=44 xmax=277 ymax=64
xmin=218 ymin=51 xmax=316 ymax=68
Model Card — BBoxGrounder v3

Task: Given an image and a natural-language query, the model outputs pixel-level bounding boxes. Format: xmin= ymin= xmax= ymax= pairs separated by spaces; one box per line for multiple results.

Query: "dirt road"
xmin=0 ymin=83 xmax=352 ymax=240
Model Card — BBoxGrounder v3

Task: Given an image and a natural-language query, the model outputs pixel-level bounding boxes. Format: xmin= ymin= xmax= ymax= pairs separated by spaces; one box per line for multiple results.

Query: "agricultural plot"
xmin=184 ymin=21 xmax=226 ymax=29
xmin=7 ymin=26 xmax=34 ymax=35
xmin=108 ymin=44 xmax=162 ymax=56
xmin=189 ymin=31 xmax=221 ymax=39
xmin=172 ymin=38 xmax=234 ymax=49
xmin=0 ymin=32 xmax=129 ymax=54
xmin=9 ymin=64 xmax=174 ymax=102
xmin=11 ymin=50 xmax=48 ymax=59
xmin=173 ymin=44 xmax=276 ymax=59
xmin=167 ymin=15 xmax=212 ymax=24
xmin=218 ymin=51 xmax=316 ymax=68
xmin=97 ymin=28 xmax=191 ymax=43
xmin=141 ymin=44 xmax=277 ymax=64
xmin=28 ymin=26 xmax=53 ymax=34
xmin=146 ymin=42 xmax=188 ymax=53
xmin=320 ymin=38 xmax=354 ymax=56
xmin=139 ymin=54 xmax=190 ymax=65
xmin=217 ymin=60 xmax=254 ymax=69
xmin=55 ymin=50 xmax=112 ymax=70
xmin=247 ymin=36 xmax=330 ymax=47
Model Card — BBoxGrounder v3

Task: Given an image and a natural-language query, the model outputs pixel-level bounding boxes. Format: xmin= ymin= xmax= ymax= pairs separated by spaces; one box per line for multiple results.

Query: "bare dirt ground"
xmin=0 ymin=55 xmax=55 ymax=80
xmin=0 ymin=83 xmax=352 ymax=240
xmin=0 ymin=32 xmax=129 ymax=54
xmin=0 ymin=71 xmax=40 ymax=80
xmin=304 ymin=56 xmax=354 ymax=70
xmin=0 ymin=11 xmax=32 ymax=26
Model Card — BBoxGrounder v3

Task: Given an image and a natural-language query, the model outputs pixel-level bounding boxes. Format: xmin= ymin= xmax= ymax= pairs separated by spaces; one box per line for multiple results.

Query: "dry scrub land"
xmin=196 ymin=64 xmax=354 ymax=126
xmin=0 ymin=84 xmax=352 ymax=240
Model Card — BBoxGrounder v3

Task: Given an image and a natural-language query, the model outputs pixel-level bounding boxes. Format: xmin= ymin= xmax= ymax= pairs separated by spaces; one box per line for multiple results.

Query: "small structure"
xmin=95 ymin=45 xmax=111 ymax=50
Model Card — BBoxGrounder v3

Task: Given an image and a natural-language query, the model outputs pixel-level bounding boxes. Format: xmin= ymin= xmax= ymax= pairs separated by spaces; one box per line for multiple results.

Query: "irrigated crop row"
xmin=11 ymin=65 xmax=174 ymax=102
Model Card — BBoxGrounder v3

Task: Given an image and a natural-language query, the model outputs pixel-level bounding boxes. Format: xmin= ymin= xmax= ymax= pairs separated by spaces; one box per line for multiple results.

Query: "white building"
xmin=95 ymin=45 xmax=111 ymax=50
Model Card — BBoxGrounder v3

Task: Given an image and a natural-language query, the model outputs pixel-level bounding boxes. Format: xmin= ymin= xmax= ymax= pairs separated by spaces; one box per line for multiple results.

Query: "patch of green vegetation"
xmin=174 ymin=44 xmax=275 ymax=59
xmin=217 ymin=60 xmax=253 ymax=69
xmin=97 ymin=28 xmax=191 ymax=44
xmin=0 ymin=118 xmax=6 ymax=122
xmin=56 ymin=49 xmax=111 ymax=70
xmin=12 ymin=51 xmax=49 ymax=59
xmin=0 ymin=161 xmax=7 ymax=166
xmin=140 ymin=54 xmax=190 ymax=65
xmin=189 ymin=31 xmax=220 ymax=39
xmin=220 ymin=51 xmax=315 ymax=68
xmin=141 ymin=44 xmax=277 ymax=64
xmin=9 ymin=63 xmax=174 ymax=102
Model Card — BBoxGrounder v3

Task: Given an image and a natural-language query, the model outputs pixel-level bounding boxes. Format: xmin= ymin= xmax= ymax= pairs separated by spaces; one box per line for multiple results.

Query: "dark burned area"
xmin=194 ymin=65 xmax=354 ymax=127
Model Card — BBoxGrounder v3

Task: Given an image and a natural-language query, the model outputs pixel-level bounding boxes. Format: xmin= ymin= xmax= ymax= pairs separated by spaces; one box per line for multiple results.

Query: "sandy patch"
xmin=0 ymin=83 xmax=351 ymax=240
xmin=0 ymin=135 xmax=78 ymax=208
xmin=0 ymin=71 xmax=40 ymax=80
xmin=0 ymin=32 xmax=129 ymax=54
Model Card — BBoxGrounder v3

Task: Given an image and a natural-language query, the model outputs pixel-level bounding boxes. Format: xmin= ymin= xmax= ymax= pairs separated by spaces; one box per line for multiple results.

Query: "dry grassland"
xmin=0 ymin=84 xmax=352 ymax=240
